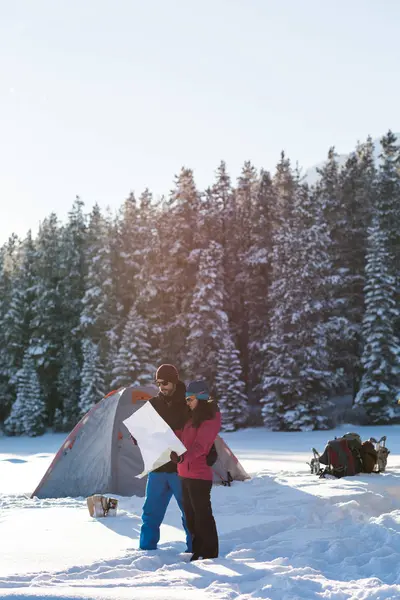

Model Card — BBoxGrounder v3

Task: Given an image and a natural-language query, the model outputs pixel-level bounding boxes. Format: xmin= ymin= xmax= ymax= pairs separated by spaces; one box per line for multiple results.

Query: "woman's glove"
xmin=170 ymin=451 xmax=183 ymax=463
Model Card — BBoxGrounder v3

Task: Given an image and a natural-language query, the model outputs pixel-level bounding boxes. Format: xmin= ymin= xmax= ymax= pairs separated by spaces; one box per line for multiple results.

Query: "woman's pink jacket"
xmin=176 ymin=411 xmax=221 ymax=480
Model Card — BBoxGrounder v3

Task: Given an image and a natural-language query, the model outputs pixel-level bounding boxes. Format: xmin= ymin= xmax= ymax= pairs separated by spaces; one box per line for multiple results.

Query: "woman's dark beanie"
xmin=156 ymin=364 xmax=179 ymax=384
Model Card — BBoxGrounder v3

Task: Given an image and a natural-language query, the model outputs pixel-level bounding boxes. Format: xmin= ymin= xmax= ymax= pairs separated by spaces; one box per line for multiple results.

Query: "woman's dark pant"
xmin=181 ymin=477 xmax=218 ymax=559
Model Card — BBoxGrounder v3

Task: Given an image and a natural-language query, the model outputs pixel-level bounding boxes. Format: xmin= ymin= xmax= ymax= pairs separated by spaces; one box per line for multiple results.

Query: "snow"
xmin=1 ymin=425 xmax=400 ymax=599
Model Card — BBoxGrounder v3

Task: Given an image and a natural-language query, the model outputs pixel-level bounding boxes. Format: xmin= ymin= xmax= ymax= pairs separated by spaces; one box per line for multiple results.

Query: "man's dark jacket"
xmin=149 ymin=380 xmax=189 ymax=473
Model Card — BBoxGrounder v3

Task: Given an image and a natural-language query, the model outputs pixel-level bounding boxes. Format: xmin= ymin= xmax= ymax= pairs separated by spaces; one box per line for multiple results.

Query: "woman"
xmin=171 ymin=380 xmax=221 ymax=561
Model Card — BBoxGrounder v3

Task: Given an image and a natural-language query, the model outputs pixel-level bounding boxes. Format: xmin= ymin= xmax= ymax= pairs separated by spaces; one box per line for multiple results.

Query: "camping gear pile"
xmin=308 ymin=433 xmax=390 ymax=478
xmin=87 ymin=495 xmax=119 ymax=518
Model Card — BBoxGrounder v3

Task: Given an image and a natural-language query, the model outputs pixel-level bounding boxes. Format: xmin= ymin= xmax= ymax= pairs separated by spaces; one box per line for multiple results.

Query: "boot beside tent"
xmin=32 ymin=385 xmax=250 ymax=499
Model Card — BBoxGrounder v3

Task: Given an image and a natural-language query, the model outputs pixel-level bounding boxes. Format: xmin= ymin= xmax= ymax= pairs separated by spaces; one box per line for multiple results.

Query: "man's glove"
xmin=170 ymin=451 xmax=183 ymax=463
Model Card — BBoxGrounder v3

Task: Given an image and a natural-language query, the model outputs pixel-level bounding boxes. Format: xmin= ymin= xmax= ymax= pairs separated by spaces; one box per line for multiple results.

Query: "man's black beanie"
xmin=156 ymin=364 xmax=179 ymax=384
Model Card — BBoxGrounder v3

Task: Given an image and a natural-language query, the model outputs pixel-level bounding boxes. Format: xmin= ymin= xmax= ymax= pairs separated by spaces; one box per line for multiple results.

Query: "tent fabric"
xmin=212 ymin=435 xmax=250 ymax=485
xmin=32 ymin=386 xmax=250 ymax=499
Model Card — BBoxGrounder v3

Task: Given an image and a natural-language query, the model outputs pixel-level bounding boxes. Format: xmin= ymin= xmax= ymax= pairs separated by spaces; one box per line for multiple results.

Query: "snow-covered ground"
xmin=1 ymin=424 xmax=400 ymax=600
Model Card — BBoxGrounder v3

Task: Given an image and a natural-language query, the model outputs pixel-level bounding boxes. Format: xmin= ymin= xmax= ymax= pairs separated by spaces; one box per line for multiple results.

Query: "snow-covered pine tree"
xmin=142 ymin=200 xmax=174 ymax=368
xmin=227 ymin=162 xmax=259 ymax=392
xmin=377 ymin=131 xmax=400 ymax=264
xmin=184 ymin=240 xmax=248 ymax=429
xmin=123 ymin=188 xmax=159 ymax=367
xmin=103 ymin=210 xmax=126 ymax=382
xmin=53 ymin=344 xmax=81 ymax=431
xmin=2 ymin=232 xmax=39 ymax=427
xmin=57 ymin=197 xmax=88 ymax=424
xmin=205 ymin=161 xmax=233 ymax=251
xmin=30 ymin=213 xmax=64 ymax=424
xmin=156 ymin=168 xmax=202 ymax=367
xmin=112 ymin=192 xmax=141 ymax=320
xmin=78 ymin=338 xmax=105 ymax=416
xmin=335 ymin=138 xmax=376 ymax=395
xmin=214 ymin=323 xmax=248 ymax=431
xmin=79 ymin=204 xmax=118 ymax=390
xmin=245 ymin=169 xmax=274 ymax=396
xmin=60 ymin=198 xmax=87 ymax=334
xmin=261 ymin=163 xmax=334 ymax=430
xmin=281 ymin=184 xmax=336 ymax=430
xmin=354 ymin=218 xmax=400 ymax=423
xmin=183 ymin=241 xmax=226 ymax=381
xmin=110 ymin=302 xmax=154 ymax=389
xmin=377 ymin=131 xmax=400 ymax=340
xmin=4 ymin=351 xmax=46 ymax=436
xmin=0 ymin=237 xmax=18 ymax=421
xmin=0 ymin=245 xmax=8 ymax=421
xmin=314 ymin=148 xmax=353 ymax=393
xmin=260 ymin=155 xmax=297 ymax=429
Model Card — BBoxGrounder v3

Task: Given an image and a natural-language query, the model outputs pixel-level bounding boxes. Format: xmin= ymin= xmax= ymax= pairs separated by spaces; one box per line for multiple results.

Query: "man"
xmin=139 ymin=363 xmax=192 ymax=552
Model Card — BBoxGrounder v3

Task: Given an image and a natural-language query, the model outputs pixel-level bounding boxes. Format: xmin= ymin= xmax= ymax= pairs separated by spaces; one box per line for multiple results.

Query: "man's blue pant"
xmin=139 ymin=471 xmax=192 ymax=551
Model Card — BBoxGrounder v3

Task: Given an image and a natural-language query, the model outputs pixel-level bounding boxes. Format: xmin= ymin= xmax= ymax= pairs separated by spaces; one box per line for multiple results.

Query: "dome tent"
xmin=32 ymin=384 xmax=250 ymax=499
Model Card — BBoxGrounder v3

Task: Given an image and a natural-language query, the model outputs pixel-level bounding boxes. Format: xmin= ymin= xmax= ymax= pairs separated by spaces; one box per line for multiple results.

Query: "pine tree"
xmin=78 ymin=339 xmax=105 ymax=415
xmin=205 ymin=161 xmax=232 ymax=248
xmin=56 ymin=197 xmax=88 ymax=425
xmin=30 ymin=213 xmax=64 ymax=423
xmin=79 ymin=204 xmax=118 ymax=389
xmin=142 ymin=201 xmax=174 ymax=369
xmin=53 ymin=345 xmax=81 ymax=431
xmin=354 ymin=219 xmax=400 ymax=423
xmin=2 ymin=232 xmax=38 ymax=419
xmin=184 ymin=241 xmax=248 ymax=428
xmin=283 ymin=184 xmax=336 ymax=430
xmin=215 ymin=325 xmax=248 ymax=431
xmin=227 ymin=162 xmax=259 ymax=392
xmin=377 ymin=131 xmax=400 ymax=265
xmin=246 ymin=170 xmax=274 ymax=396
xmin=377 ymin=131 xmax=400 ymax=340
xmin=114 ymin=188 xmax=159 ymax=368
xmin=336 ymin=138 xmax=376 ymax=395
xmin=110 ymin=302 xmax=154 ymax=389
xmin=59 ymin=197 xmax=87 ymax=341
xmin=208 ymin=162 xmax=235 ymax=312
xmin=156 ymin=168 xmax=202 ymax=367
xmin=4 ymin=351 xmax=46 ymax=436
xmin=260 ymin=156 xmax=296 ymax=429
xmin=261 ymin=169 xmax=334 ymax=430
xmin=112 ymin=192 xmax=141 ymax=320
xmin=0 ymin=237 xmax=18 ymax=421
xmin=314 ymin=148 xmax=354 ymax=393
xmin=184 ymin=241 xmax=226 ymax=381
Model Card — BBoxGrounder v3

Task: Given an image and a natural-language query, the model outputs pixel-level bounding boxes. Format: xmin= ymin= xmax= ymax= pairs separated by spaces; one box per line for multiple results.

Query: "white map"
xmin=123 ymin=402 xmax=186 ymax=477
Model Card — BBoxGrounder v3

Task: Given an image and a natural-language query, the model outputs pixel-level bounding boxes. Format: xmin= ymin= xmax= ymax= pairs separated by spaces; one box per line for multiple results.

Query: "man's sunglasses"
xmin=156 ymin=380 xmax=170 ymax=386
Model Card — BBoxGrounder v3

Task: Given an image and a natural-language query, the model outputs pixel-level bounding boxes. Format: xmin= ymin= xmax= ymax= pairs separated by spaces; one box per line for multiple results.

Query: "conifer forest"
xmin=1 ymin=132 xmax=399 ymax=436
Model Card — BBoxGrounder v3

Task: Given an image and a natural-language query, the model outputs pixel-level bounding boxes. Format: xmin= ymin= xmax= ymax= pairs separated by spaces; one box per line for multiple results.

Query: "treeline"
xmin=0 ymin=131 xmax=399 ymax=436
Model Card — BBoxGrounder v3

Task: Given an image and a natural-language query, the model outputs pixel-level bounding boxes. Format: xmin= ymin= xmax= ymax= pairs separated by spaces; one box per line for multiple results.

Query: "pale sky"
xmin=1 ymin=0 xmax=400 ymax=244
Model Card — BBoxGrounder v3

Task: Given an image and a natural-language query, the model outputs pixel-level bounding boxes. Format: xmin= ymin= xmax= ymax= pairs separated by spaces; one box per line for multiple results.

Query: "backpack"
xmin=360 ymin=440 xmax=378 ymax=473
xmin=317 ymin=434 xmax=363 ymax=478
